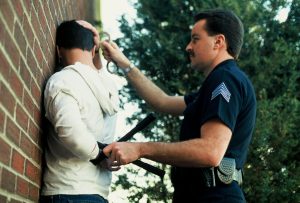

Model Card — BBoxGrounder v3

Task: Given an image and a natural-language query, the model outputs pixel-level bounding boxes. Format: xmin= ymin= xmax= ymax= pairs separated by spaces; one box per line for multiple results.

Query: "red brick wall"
xmin=0 ymin=1 xmax=97 ymax=202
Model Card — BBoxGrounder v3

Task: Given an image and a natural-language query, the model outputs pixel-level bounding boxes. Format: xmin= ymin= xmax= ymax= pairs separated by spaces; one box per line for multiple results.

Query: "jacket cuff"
xmin=90 ymin=142 xmax=108 ymax=165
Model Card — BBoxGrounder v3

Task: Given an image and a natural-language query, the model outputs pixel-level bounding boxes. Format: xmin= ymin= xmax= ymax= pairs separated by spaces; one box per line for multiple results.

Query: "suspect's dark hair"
xmin=194 ymin=9 xmax=244 ymax=59
xmin=56 ymin=20 xmax=94 ymax=51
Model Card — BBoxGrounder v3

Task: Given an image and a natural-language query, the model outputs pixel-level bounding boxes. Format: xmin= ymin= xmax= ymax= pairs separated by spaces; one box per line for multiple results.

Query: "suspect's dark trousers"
xmin=39 ymin=194 xmax=108 ymax=203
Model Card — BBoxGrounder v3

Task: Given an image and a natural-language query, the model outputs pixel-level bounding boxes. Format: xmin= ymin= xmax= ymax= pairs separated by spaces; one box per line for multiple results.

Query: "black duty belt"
xmin=202 ymin=157 xmax=243 ymax=187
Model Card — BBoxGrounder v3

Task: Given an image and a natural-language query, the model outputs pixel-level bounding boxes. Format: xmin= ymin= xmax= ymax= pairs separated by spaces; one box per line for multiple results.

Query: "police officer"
xmin=88 ymin=9 xmax=256 ymax=203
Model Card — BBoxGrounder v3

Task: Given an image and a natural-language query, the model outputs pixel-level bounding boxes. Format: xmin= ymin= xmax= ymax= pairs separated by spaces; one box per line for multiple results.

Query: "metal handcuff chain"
xmin=99 ymin=31 xmax=120 ymax=74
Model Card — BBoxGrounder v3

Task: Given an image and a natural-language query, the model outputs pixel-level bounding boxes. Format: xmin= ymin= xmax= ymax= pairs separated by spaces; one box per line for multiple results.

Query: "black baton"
xmin=99 ymin=114 xmax=165 ymax=178
xmin=118 ymin=113 xmax=156 ymax=142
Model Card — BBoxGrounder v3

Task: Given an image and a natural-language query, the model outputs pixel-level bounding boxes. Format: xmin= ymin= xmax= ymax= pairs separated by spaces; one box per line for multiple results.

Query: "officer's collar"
xmin=213 ymin=59 xmax=236 ymax=71
xmin=204 ymin=59 xmax=236 ymax=82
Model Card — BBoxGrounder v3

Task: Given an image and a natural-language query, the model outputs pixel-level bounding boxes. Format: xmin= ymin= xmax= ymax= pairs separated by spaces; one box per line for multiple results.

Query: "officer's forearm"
xmin=126 ymin=67 xmax=168 ymax=109
xmin=138 ymin=139 xmax=217 ymax=168
xmin=143 ymin=119 xmax=231 ymax=167
xmin=126 ymin=67 xmax=185 ymax=115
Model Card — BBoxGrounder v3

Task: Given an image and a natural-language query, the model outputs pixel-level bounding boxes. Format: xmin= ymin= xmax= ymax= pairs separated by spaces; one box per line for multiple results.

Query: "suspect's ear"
xmin=92 ymin=45 xmax=96 ymax=58
xmin=56 ymin=46 xmax=61 ymax=58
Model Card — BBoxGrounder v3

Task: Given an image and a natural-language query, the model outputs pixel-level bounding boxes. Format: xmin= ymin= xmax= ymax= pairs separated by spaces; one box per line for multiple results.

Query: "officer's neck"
xmin=204 ymin=53 xmax=234 ymax=77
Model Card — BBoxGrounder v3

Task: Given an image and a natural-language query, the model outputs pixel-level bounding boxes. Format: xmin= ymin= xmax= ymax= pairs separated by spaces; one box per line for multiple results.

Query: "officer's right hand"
xmin=101 ymin=41 xmax=131 ymax=69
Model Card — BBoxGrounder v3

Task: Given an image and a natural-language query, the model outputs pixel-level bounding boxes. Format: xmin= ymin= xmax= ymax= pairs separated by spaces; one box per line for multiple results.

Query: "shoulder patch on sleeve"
xmin=211 ymin=82 xmax=231 ymax=103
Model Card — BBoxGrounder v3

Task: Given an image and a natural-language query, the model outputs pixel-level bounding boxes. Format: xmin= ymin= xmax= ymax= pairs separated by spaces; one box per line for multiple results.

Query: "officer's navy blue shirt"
xmin=171 ymin=59 xmax=256 ymax=195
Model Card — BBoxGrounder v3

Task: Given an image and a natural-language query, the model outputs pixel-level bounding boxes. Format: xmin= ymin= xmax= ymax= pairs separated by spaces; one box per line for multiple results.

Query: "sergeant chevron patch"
xmin=211 ymin=82 xmax=231 ymax=103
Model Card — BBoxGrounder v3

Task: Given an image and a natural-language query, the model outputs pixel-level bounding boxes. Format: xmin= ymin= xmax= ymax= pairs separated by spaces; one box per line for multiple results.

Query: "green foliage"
xmin=113 ymin=0 xmax=300 ymax=202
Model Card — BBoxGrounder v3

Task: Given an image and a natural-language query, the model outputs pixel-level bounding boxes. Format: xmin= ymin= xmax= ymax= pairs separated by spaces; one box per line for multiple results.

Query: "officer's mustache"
xmin=185 ymin=51 xmax=194 ymax=63
xmin=187 ymin=50 xmax=195 ymax=58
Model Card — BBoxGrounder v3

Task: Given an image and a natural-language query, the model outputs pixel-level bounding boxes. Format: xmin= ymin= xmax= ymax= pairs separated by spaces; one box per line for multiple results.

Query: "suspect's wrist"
xmin=90 ymin=142 xmax=108 ymax=165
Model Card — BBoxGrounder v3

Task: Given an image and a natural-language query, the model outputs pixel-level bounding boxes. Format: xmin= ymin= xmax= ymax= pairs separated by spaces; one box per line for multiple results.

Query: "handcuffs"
xmin=99 ymin=31 xmax=120 ymax=74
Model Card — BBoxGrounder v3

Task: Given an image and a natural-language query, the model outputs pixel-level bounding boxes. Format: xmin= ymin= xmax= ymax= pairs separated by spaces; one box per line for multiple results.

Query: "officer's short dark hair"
xmin=194 ymin=9 xmax=244 ymax=59
xmin=56 ymin=20 xmax=94 ymax=51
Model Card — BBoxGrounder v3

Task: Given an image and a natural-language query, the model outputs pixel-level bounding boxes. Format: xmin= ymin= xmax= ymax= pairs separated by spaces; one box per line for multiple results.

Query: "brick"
xmin=31 ymin=81 xmax=41 ymax=104
xmin=43 ymin=2 xmax=54 ymax=41
xmin=6 ymin=117 xmax=20 ymax=146
xmin=13 ymin=0 xmax=24 ymax=21
xmin=49 ymin=19 xmax=56 ymax=45
xmin=22 ymin=15 xmax=34 ymax=47
xmin=26 ymin=48 xmax=38 ymax=78
xmin=33 ymin=40 xmax=43 ymax=66
xmin=48 ymin=39 xmax=56 ymax=60
xmin=31 ymin=11 xmax=44 ymax=47
xmin=9 ymin=69 xmax=23 ymax=100
xmin=0 ymin=84 xmax=16 ymax=116
xmin=0 ymin=108 xmax=4 ymax=133
xmin=48 ymin=0 xmax=56 ymax=18
xmin=49 ymin=24 xmax=55 ymax=48
xmin=22 ymin=0 xmax=32 ymax=16
xmin=70 ymin=2 xmax=75 ymax=19
xmin=0 ymin=0 xmax=97 ymax=199
xmin=28 ymin=183 xmax=39 ymax=201
xmin=32 ymin=102 xmax=41 ymax=119
xmin=47 ymin=54 xmax=56 ymax=74
xmin=72 ymin=1 xmax=78 ymax=17
xmin=9 ymin=199 xmax=22 ymax=203
xmin=37 ymin=3 xmax=48 ymax=41
xmin=45 ymin=47 xmax=55 ymax=70
xmin=32 ymin=144 xmax=42 ymax=164
xmin=1 ymin=168 xmax=16 ymax=193
xmin=52 ymin=0 xmax=61 ymax=22
xmin=14 ymin=22 xmax=27 ymax=56
xmin=32 ymin=0 xmax=40 ymax=12
xmin=0 ymin=50 xmax=12 ymax=81
xmin=19 ymin=58 xmax=32 ymax=90
xmin=44 ymin=1 xmax=53 ymax=22
xmin=42 ymin=60 xmax=51 ymax=82
xmin=25 ymin=160 xmax=40 ymax=184
xmin=0 ymin=137 xmax=11 ymax=165
xmin=0 ymin=1 xmax=14 ymax=31
xmin=28 ymin=119 xmax=39 ymax=144
xmin=0 ymin=17 xmax=8 ymax=45
xmin=16 ymin=176 xmax=29 ymax=198
xmin=0 ymin=194 xmax=7 ymax=203
xmin=66 ymin=3 xmax=73 ymax=19
xmin=4 ymin=32 xmax=21 ymax=69
xmin=12 ymin=149 xmax=25 ymax=174
xmin=16 ymin=105 xmax=29 ymax=132
xmin=20 ymin=133 xmax=33 ymax=158
xmin=23 ymin=91 xmax=38 ymax=118
xmin=23 ymin=90 xmax=34 ymax=118
xmin=34 ymin=68 xmax=43 ymax=90
xmin=39 ymin=42 xmax=48 ymax=60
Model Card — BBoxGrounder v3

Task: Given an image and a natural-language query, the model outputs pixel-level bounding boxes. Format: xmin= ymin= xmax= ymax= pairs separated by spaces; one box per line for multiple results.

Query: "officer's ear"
xmin=213 ymin=34 xmax=226 ymax=50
